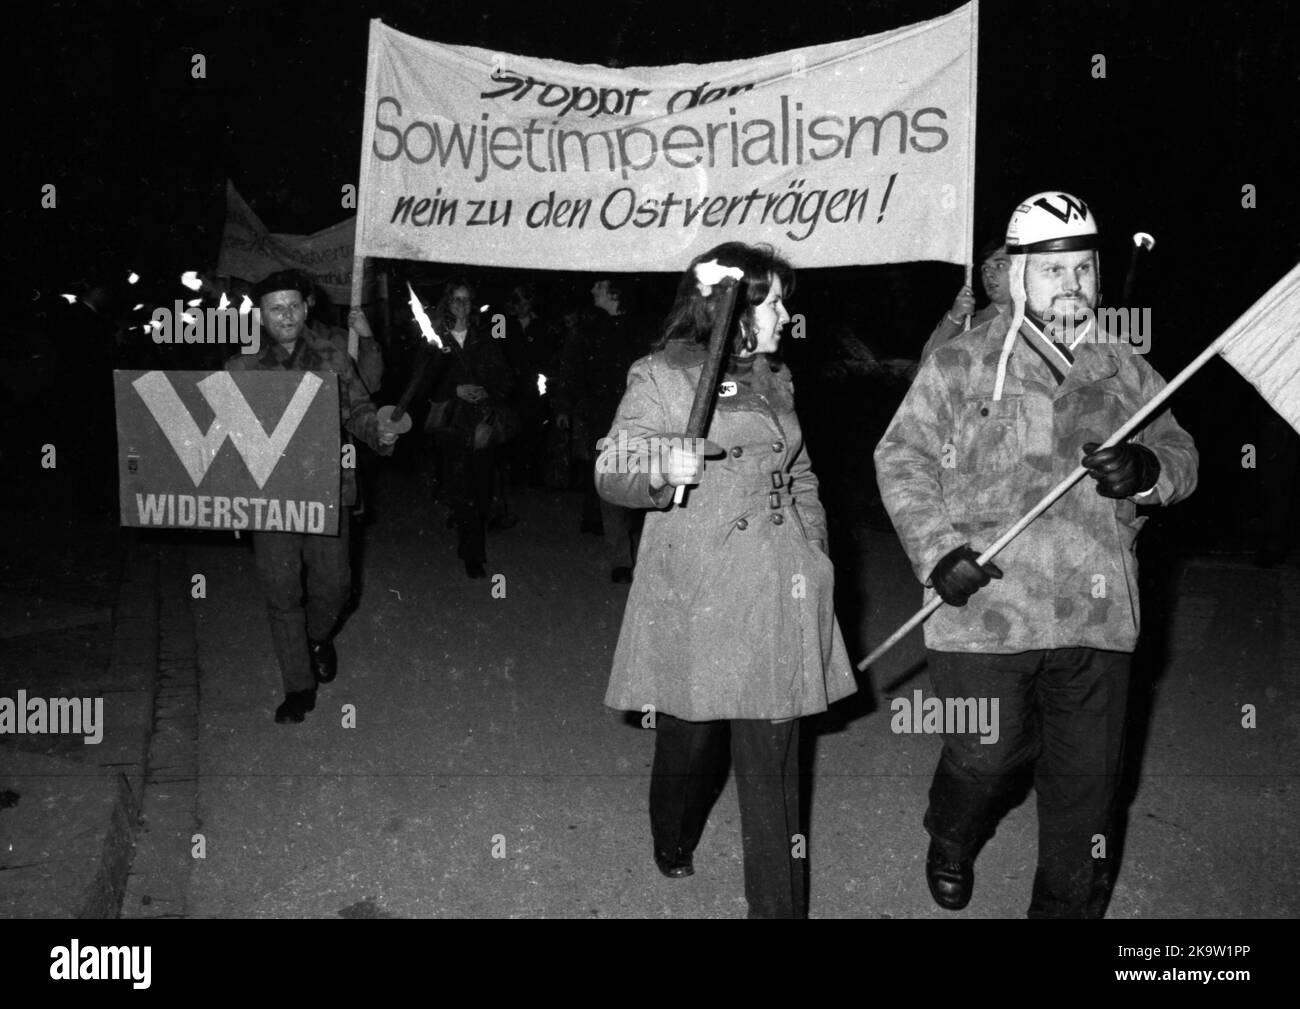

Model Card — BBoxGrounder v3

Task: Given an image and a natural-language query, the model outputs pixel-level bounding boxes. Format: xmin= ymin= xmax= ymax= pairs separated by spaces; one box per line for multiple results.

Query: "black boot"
xmin=925 ymin=837 xmax=974 ymax=910
xmin=309 ymin=640 xmax=337 ymax=684
xmin=274 ymin=688 xmax=317 ymax=724
xmin=653 ymin=846 xmax=694 ymax=879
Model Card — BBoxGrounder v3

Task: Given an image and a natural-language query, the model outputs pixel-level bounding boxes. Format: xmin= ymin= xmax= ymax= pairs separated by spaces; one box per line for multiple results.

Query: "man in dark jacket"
xmin=500 ymin=282 xmax=556 ymax=489
xmin=226 ymin=270 xmax=402 ymax=723
xmin=556 ymin=278 xmax=655 ymax=580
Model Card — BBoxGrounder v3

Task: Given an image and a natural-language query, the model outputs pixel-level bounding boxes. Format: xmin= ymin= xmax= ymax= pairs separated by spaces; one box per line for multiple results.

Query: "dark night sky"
xmin=7 ymin=0 xmax=1300 ymax=359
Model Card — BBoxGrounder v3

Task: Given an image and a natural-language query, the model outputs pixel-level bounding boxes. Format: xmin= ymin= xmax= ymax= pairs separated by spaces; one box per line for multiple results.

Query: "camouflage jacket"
xmin=920 ymin=302 xmax=1005 ymax=363
xmin=225 ymin=326 xmax=391 ymax=508
xmin=874 ymin=313 xmax=1198 ymax=654
xmin=317 ymin=321 xmax=384 ymax=396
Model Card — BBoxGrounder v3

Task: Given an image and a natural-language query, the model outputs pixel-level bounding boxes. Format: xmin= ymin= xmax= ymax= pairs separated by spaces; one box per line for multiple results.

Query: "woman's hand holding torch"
xmin=649 ymin=440 xmax=706 ymax=493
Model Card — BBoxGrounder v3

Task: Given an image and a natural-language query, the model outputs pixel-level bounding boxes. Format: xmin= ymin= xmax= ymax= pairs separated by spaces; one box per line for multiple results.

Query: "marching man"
xmin=873 ymin=192 xmax=1198 ymax=917
xmin=227 ymin=270 xmax=403 ymax=723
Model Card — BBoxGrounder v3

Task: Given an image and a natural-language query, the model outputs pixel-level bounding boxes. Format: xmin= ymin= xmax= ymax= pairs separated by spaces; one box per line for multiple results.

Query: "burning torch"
xmin=667 ymin=260 xmax=739 ymax=505
xmin=1123 ymin=231 xmax=1156 ymax=305
xmin=376 ymin=283 xmax=445 ymax=434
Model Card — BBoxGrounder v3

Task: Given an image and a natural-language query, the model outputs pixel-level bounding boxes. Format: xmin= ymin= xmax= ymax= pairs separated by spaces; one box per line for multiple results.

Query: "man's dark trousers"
xmin=924 ymin=647 xmax=1131 ymax=918
xmin=253 ymin=518 xmax=351 ymax=693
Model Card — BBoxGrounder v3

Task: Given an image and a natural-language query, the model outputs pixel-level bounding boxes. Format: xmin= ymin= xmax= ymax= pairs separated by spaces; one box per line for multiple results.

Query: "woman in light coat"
xmin=596 ymin=242 xmax=856 ymax=918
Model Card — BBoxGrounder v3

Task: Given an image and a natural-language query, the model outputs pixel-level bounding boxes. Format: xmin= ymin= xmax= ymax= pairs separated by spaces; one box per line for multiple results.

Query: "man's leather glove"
xmin=1081 ymin=441 xmax=1161 ymax=499
xmin=928 ymin=544 xmax=1003 ymax=607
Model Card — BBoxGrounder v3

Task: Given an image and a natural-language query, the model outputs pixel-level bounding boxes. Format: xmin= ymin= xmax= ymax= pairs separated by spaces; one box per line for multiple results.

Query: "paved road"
xmin=0 ymin=492 xmax=133 ymax=919
xmin=144 ymin=464 xmax=1297 ymax=918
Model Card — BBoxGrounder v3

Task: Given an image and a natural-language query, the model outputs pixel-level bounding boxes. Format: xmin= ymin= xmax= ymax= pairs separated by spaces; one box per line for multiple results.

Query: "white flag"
xmin=1218 ymin=260 xmax=1300 ymax=434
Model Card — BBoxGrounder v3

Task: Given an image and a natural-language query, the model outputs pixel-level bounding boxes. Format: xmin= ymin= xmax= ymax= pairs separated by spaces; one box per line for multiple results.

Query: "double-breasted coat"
xmin=596 ymin=340 xmax=856 ymax=721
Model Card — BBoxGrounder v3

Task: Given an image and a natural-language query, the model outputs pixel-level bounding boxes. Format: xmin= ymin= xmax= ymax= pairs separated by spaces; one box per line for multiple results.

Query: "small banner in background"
xmin=217 ymin=182 xmax=378 ymax=303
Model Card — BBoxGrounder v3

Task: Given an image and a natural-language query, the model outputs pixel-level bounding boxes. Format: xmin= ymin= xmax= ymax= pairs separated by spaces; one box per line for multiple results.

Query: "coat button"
xmin=772 ymin=441 xmax=784 ymax=452
xmin=736 ymin=518 xmax=748 ymax=530
xmin=731 ymin=446 xmax=743 ymax=458
xmin=771 ymin=513 xmax=784 ymax=525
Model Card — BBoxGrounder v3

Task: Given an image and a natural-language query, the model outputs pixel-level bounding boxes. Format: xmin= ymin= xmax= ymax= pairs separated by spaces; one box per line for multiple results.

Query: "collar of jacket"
xmin=657 ymin=340 xmax=792 ymax=413
xmin=661 ymin=339 xmax=783 ymax=376
xmin=725 ymin=354 xmax=756 ymax=380
xmin=257 ymin=324 xmax=338 ymax=369
xmin=660 ymin=338 xmax=710 ymax=370
xmin=447 ymin=320 xmax=487 ymax=347
xmin=976 ymin=311 xmax=1121 ymax=398
xmin=258 ymin=334 xmax=304 ymax=369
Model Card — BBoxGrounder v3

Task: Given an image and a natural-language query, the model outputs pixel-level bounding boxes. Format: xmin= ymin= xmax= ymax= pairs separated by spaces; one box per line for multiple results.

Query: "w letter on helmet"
xmin=1033 ymin=194 xmax=1090 ymax=224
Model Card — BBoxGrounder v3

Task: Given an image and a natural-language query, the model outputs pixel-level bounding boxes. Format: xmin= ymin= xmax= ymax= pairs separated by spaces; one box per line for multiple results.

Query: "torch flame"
xmin=180 ymin=270 xmax=202 ymax=291
xmin=694 ymin=260 xmax=745 ymax=286
xmin=1132 ymin=231 xmax=1156 ymax=251
xmin=218 ymin=292 xmax=231 ymax=311
xmin=537 ymin=373 xmax=547 ymax=396
xmin=239 ymin=295 xmax=253 ymax=314
xmin=406 ymin=282 xmax=443 ymax=348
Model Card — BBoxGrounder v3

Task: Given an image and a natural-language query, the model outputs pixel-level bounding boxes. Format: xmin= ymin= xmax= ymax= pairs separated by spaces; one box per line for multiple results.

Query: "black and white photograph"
xmin=1 ymin=0 xmax=1296 ymax=978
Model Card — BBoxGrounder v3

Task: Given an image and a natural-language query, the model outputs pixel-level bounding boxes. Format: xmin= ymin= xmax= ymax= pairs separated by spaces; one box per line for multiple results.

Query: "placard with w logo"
xmin=114 ymin=370 xmax=342 ymax=535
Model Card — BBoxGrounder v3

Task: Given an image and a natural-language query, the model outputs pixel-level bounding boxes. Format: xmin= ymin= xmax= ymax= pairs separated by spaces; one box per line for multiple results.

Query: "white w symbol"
xmin=132 ymin=371 xmax=323 ymax=489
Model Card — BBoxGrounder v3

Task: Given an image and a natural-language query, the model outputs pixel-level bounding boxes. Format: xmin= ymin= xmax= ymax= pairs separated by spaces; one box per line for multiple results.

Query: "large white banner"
xmin=355 ymin=3 xmax=976 ymax=271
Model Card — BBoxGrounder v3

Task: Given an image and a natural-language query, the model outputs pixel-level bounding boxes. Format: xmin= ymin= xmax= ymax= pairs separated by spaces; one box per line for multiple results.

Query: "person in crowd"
xmin=557 ymin=277 xmax=654 ymax=581
xmin=920 ymin=239 xmax=1012 ymax=362
xmin=542 ymin=305 xmax=587 ymax=491
xmin=596 ymin=242 xmax=856 ymax=918
xmin=415 ymin=279 xmax=515 ymax=579
xmin=501 ymin=281 xmax=557 ymax=490
xmin=308 ymin=286 xmax=384 ymax=522
xmin=308 ymin=285 xmax=384 ymax=395
xmin=226 ymin=270 xmax=402 ymax=723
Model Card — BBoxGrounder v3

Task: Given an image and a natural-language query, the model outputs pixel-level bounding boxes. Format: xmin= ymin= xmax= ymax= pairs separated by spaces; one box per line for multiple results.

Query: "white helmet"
xmin=1005 ymin=192 xmax=1099 ymax=254
xmin=992 ymin=191 xmax=1101 ymax=401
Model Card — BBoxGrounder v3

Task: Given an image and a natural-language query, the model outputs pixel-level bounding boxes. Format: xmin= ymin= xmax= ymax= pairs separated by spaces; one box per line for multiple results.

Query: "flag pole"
xmin=348 ymin=257 xmax=364 ymax=360
xmin=858 ymin=264 xmax=1299 ymax=671
xmin=962 ymin=0 xmax=979 ymax=331
xmin=349 ymin=19 xmax=384 ymax=362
